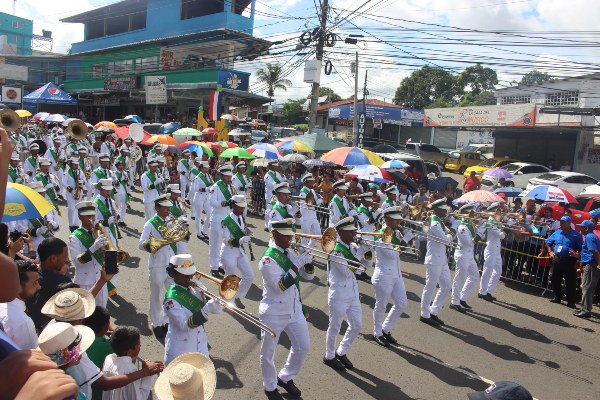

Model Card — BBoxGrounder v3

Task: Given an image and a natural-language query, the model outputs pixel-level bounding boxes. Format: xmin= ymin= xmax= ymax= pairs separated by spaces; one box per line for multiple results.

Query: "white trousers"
xmin=300 ymin=219 xmax=321 ymax=251
xmin=193 ymin=193 xmax=210 ymax=235
xmin=144 ymin=201 xmax=155 ymax=221
xmin=357 ymin=243 xmax=373 ymax=275
xmin=219 ymin=248 xmax=254 ymax=299
xmin=372 ymin=275 xmax=407 ymax=336
xmin=79 ymin=282 xmax=108 ymax=309
xmin=164 ymin=327 xmax=209 ymax=365
xmin=180 ymin=176 xmax=189 ymax=198
xmin=452 ymin=254 xmax=480 ymax=305
xmin=264 ymin=201 xmax=272 ymax=228
xmin=260 ymin=311 xmax=310 ymax=392
xmin=420 ymin=264 xmax=451 ymax=318
xmin=209 ymin=215 xmax=225 ymax=271
xmin=149 ymin=267 xmax=169 ymax=328
xmin=66 ymin=194 xmax=79 ymax=227
xmin=480 ymin=249 xmax=502 ymax=295
xmin=325 ymin=295 xmax=362 ymax=359
xmin=114 ymin=190 xmax=127 ymax=221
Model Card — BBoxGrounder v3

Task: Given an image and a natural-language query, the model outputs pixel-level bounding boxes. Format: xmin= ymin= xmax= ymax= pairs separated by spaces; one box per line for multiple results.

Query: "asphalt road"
xmin=56 ymin=183 xmax=600 ymax=400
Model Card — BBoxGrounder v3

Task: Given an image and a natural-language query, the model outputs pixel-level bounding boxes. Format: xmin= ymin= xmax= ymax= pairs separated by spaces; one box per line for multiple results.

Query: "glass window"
xmin=500 ymin=95 xmax=531 ymax=105
xmin=545 ymin=91 xmax=579 ymax=106
xmin=536 ymin=173 xmax=562 ymax=181
xmin=479 ymin=159 xmax=497 ymax=168
xmin=136 ymin=56 xmax=158 ymax=73
xmin=92 ymin=64 xmax=105 ymax=78
xmin=421 ymin=144 xmax=440 ymax=153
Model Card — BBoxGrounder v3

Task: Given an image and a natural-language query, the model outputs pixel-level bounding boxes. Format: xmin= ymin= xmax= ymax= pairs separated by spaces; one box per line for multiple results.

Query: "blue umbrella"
xmin=2 ymin=183 xmax=54 ymax=222
xmin=158 ymin=121 xmax=181 ymax=134
xmin=429 ymin=176 xmax=458 ymax=192
xmin=494 ymin=187 xmax=522 ymax=197
xmin=124 ymin=115 xmax=143 ymax=123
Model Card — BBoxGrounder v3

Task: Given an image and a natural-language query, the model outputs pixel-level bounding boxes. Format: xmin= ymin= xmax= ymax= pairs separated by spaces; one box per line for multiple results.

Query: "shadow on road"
xmin=213 ymin=356 xmax=244 ymax=390
xmin=121 ymin=255 xmax=141 ymax=269
xmin=402 ymin=271 xmax=425 ymax=285
xmin=493 ymin=299 xmax=575 ymax=329
xmin=337 ymin=360 xmax=417 ymax=399
xmin=107 ymin=294 xmax=152 ymax=336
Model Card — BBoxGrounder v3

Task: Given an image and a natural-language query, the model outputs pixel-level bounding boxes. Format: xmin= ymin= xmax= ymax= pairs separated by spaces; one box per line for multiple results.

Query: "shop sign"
xmin=93 ymin=95 xmax=120 ymax=106
xmin=145 ymin=76 xmax=167 ymax=105
xmin=1 ymin=86 xmax=21 ymax=103
xmin=218 ymin=70 xmax=249 ymax=92
xmin=424 ymin=104 xmax=536 ymax=127
xmin=103 ymin=76 xmax=137 ymax=91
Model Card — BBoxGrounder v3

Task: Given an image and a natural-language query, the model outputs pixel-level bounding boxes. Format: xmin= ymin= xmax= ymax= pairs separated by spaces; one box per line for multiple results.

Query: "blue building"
xmin=0 ymin=12 xmax=33 ymax=55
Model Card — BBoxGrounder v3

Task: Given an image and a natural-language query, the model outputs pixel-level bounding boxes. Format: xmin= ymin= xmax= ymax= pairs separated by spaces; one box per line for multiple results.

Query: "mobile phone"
xmin=104 ymin=250 xmax=119 ymax=275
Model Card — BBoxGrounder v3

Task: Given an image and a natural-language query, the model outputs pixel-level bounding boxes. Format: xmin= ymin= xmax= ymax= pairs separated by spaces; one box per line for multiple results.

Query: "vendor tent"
xmin=277 ymin=133 xmax=344 ymax=156
xmin=23 ymin=82 xmax=77 ymax=105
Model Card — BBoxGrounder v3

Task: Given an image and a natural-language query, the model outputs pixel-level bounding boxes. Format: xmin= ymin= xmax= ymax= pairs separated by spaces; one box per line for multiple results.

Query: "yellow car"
xmin=463 ymin=157 xmax=519 ymax=179
xmin=444 ymin=151 xmax=487 ymax=174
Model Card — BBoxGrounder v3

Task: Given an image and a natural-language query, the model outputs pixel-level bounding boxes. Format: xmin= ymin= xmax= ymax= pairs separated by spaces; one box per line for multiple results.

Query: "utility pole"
xmin=352 ymin=51 xmax=358 ymax=143
xmin=307 ymin=0 xmax=328 ymax=132
xmin=356 ymin=69 xmax=368 ymax=148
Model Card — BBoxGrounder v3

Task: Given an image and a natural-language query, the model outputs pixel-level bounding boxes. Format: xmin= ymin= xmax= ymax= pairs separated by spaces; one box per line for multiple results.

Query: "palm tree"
xmin=255 ymin=63 xmax=292 ymax=99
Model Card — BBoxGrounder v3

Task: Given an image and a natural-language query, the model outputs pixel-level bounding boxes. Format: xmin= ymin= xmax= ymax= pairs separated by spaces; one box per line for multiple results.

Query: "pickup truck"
xmin=401 ymin=143 xmax=448 ymax=166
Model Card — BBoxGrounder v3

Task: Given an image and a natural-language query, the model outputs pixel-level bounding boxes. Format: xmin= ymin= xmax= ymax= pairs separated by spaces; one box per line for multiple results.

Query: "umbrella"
xmin=282 ymin=153 xmax=307 ymax=163
xmin=202 ymin=127 xmax=218 ymax=134
xmin=142 ymin=134 xmax=178 ymax=146
xmin=518 ymin=185 xmax=578 ymax=204
xmin=246 ymin=143 xmax=281 ymax=160
xmin=114 ymin=125 xmax=151 ymax=140
xmin=380 ymin=159 xmax=410 ymax=170
xmin=61 ymin=117 xmax=78 ymax=127
xmin=43 ymin=114 xmax=67 ymax=123
xmin=2 ymin=183 xmax=55 ymax=222
xmin=94 ymin=121 xmax=117 ymax=129
xmin=182 ymin=144 xmax=213 ymax=157
xmin=302 ymin=159 xmax=336 ymax=168
xmin=221 ymin=114 xmax=239 ymax=121
xmin=371 ymin=144 xmax=398 ymax=153
xmin=456 ymin=190 xmax=506 ymax=203
xmin=220 ymin=147 xmax=255 ymax=159
xmin=173 ymin=127 xmax=202 ymax=137
xmin=387 ymin=171 xmax=419 ymax=192
xmin=217 ymin=141 xmax=238 ymax=149
xmin=33 ymin=112 xmax=49 ymax=121
xmin=429 ymin=176 xmax=458 ymax=192
xmin=252 ymin=158 xmax=270 ymax=167
xmin=204 ymin=142 xmax=223 ymax=150
xmin=494 ymin=187 xmax=523 ymax=197
xmin=320 ymin=147 xmax=384 ymax=167
xmin=157 ymin=122 xmax=181 ymax=134
xmin=124 ymin=115 xmax=143 ymax=123
xmin=15 ymin=109 xmax=32 ymax=118
xmin=228 ymin=129 xmax=251 ymax=136
xmin=275 ymin=140 xmax=315 ymax=155
xmin=483 ymin=168 xmax=513 ymax=179
xmin=347 ymin=165 xmax=393 ymax=183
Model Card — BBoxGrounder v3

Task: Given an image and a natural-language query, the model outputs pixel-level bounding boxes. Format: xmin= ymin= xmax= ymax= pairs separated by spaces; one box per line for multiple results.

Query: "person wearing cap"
xmin=122 ymin=137 xmax=137 ymax=184
xmin=570 ymin=220 xmax=600 ymax=318
xmin=12 ymin=127 xmax=29 ymax=159
xmin=33 ymin=157 xmax=61 ymax=212
xmin=545 ymin=215 xmax=583 ymax=308
xmin=114 ymin=145 xmax=131 ymax=189
xmin=219 ymin=194 xmax=253 ymax=309
xmin=208 ymin=165 xmax=235 ymax=277
xmin=23 ymin=142 xmax=40 ymax=181
xmin=264 ymin=161 xmax=284 ymax=230
xmin=140 ymin=194 xmax=185 ymax=335
xmin=65 ymin=134 xmax=81 ymax=159
xmin=25 ymin=181 xmax=60 ymax=253
xmin=185 ymin=157 xmax=202 ymax=219
xmin=62 ymin=157 xmax=88 ymax=231
xmin=93 ymin=178 xmax=121 ymax=248
xmin=177 ymin=149 xmax=192 ymax=198
xmin=477 ymin=203 xmax=507 ymax=302
xmin=147 ymin=143 xmax=163 ymax=165
xmin=328 ymin=179 xmax=358 ymax=228
xmin=259 ymin=218 xmax=313 ymax=400
xmin=8 ymin=153 xmax=25 ymax=184
xmin=154 ymin=352 xmax=216 ymax=400
xmin=589 ymin=209 xmax=600 ymax=239
xmin=157 ymin=155 xmax=170 ymax=185
xmin=323 ymin=216 xmax=367 ymax=371
xmin=164 ymin=254 xmax=222 ymax=364
xmin=420 ymin=198 xmax=454 ymax=327
xmin=381 ymin=186 xmax=399 ymax=210
xmin=192 ymin=160 xmax=213 ymax=239
xmin=233 ymin=161 xmax=250 ymax=194
xmin=269 ymin=182 xmax=300 ymax=227
xmin=450 ymin=204 xmax=480 ymax=313
xmin=468 ymin=380 xmax=533 ymax=400
xmin=297 ymin=173 xmax=323 ymax=253
xmin=88 ymin=153 xmax=114 ymax=200
xmin=113 ymin=159 xmax=129 ymax=224
xmin=142 ymin=160 xmax=165 ymax=220
xmin=369 ymin=206 xmax=409 ymax=347
xmin=44 ymin=135 xmax=66 ymax=193
xmin=355 ymin=192 xmax=380 ymax=280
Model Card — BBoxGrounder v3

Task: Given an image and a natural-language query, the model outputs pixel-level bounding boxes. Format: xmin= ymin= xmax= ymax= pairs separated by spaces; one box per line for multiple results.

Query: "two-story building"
xmin=61 ymin=0 xmax=271 ymax=121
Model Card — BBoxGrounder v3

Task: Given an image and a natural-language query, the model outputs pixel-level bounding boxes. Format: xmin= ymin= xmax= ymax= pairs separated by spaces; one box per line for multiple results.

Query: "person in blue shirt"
xmin=571 ymin=220 xmax=600 ymax=319
xmin=545 ymin=216 xmax=583 ymax=308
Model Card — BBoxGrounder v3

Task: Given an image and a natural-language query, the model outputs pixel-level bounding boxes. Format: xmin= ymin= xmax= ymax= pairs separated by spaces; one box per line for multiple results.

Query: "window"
xmin=107 ymin=60 xmax=133 ymax=75
xmin=565 ymin=175 xmax=597 ymax=184
xmin=500 ymin=95 xmax=531 ymax=105
xmin=536 ymin=173 xmax=562 ymax=181
xmin=545 ymin=91 xmax=579 ymax=106
xmin=181 ymin=0 xmax=224 ymax=20
xmin=92 ymin=64 xmax=105 ymax=78
xmin=421 ymin=144 xmax=440 ymax=153
xmin=136 ymin=56 xmax=158 ymax=73
xmin=12 ymin=21 xmax=23 ymax=29
xmin=521 ymin=166 xmax=549 ymax=174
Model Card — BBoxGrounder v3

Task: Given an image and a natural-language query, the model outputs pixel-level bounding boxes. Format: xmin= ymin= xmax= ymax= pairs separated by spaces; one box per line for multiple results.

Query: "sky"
xmin=6 ymin=0 xmax=600 ymax=103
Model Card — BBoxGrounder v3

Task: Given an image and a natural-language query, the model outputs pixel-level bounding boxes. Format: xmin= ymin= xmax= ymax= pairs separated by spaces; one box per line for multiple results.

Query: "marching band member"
xmin=146 ymin=143 xmax=163 ymax=165
xmin=355 ymin=192 xmax=379 ymax=281
xmin=208 ymin=165 xmax=235 ymax=278
xmin=33 ymin=158 xmax=61 ymax=215
xmin=122 ymin=137 xmax=136 ymax=185
xmin=259 ymin=219 xmax=313 ymax=400
xmin=93 ymin=178 xmax=120 ymax=249
xmin=324 ymin=216 xmax=368 ymax=371
xmin=167 ymin=184 xmax=186 ymax=221
xmin=269 ymin=182 xmax=299 ymax=225
xmin=25 ymin=181 xmax=60 ymax=254
xmin=420 ymin=198 xmax=453 ymax=327
xmin=87 ymin=153 xmax=113 ymax=200
xmin=233 ymin=162 xmax=251 ymax=200
xmin=328 ymin=180 xmax=357 ymax=228
xmin=192 ymin=160 xmax=213 ymax=239
xmin=478 ymin=202 xmax=506 ymax=302
xmin=62 ymin=157 xmax=87 ymax=232
xmin=450 ymin=204 xmax=480 ymax=313
xmin=297 ymin=173 xmax=322 ymax=251
xmin=65 ymin=135 xmax=80 ymax=159
xmin=68 ymin=201 xmax=110 ymax=307
xmin=139 ymin=194 xmax=186 ymax=337
xmin=23 ymin=142 xmax=40 ymax=181
xmin=371 ymin=206 xmax=408 ymax=347
xmin=177 ymin=149 xmax=192 ymax=197
xmin=78 ymin=147 xmax=93 ymax=189
xmin=44 ymin=136 xmax=65 ymax=195
xmin=114 ymin=145 xmax=130 ymax=171
xmin=264 ymin=161 xmax=283 ymax=231
xmin=164 ymin=254 xmax=222 ymax=364
xmin=186 ymin=157 xmax=202 ymax=219
xmin=141 ymin=160 xmax=165 ymax=220
xmin=381 ymin=186 xmax=399 ymax=210
xmin=8 ymin=153 xmax=25 ymax=183
xmin=113 ymin=159 xmax=129 ymax=224
xmin=157 ymin=156 xmax=170 ymax=186
xmin=13 ymin=128 xmax=29 ymax=158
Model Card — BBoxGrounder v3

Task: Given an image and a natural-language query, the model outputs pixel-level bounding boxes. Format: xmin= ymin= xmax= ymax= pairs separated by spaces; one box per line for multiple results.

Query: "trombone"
xmin=191 ymin=272 xmax=276 ymax=337
xmin=291 ymin=242 xmax=367 ymax=273
xmin=292 ymin=192 xmax=329 ymax=213
xmin=356 ymin=226 xmax=418 ymax=254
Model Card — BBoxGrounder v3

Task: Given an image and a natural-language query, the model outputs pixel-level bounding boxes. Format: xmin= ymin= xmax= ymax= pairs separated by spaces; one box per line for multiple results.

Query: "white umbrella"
xmin=246 ymin=143 xmax=281 ymax=160
xmin=282 ymin=153 xmax=307 ymax=163
xmin=380 ymin=159 xmax=410 ymax=169
xmin=252 ymin=158 xmax=270 ymax=167
xmin=43 ymin=114 xmax=67 ymax=123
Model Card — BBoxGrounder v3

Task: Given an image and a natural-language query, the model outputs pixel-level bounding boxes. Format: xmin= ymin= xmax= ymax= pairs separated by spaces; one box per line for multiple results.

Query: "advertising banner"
xmin=424 ymin=104 xmax=536 ymax=127
xmin=145 ymin=76 xmax=167 ymax=105
xmin=1 ymin=86 xmax=22 ymax=104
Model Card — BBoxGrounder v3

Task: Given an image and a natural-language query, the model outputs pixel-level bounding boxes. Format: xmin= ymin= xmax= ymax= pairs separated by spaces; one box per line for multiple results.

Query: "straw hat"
xmin=155 ymin=353 xmax=216 ymax=400
xmin=41 ymin=288 xmax=96 ymax=321
xmin=37 ymin=322 xmax=95 ymax=366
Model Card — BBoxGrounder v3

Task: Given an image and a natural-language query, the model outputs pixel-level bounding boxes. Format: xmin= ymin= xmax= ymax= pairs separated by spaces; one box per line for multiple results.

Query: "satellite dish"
xmin=129 ymin=123 xmax=144 ymax=142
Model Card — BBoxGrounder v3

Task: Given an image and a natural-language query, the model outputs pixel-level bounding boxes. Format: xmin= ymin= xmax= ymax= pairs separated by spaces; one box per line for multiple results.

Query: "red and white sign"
xmin=1 ymin=86 xmax=22 ymax=103
xmin=424 ymin=104 xmax=536 ymax=127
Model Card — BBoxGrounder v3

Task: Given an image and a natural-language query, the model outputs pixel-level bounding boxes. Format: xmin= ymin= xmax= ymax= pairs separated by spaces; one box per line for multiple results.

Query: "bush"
xmin=293 ymin=124 xmax=308 ymax=132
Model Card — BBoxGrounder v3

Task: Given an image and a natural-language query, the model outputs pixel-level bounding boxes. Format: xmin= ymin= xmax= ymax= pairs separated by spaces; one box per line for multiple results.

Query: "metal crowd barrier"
xmin=498 ymin=235 xmax=553 ymax=293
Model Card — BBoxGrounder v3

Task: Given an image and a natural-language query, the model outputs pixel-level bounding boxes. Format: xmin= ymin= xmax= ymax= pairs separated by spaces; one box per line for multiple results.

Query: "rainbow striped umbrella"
xmin=217 ymin=141 xmax=238 ymax=149
xmin=180 ymin=141 xmax=213 ymax=156
xmin=246 ymin=143 xmax=281 ymax=160
xmin=274 ymin=140 xmax=314 ymax=155
xmin=2 ymin=183 xmax=55 ymax=222
xmin=320 ymin=147 xmax=384 ymax=167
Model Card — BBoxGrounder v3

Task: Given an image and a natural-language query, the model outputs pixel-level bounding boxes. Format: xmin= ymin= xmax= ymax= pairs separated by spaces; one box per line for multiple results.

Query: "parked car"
xmin=444 ymin=151 xmax=487 ymax=174
xmin=480 ymin=162 xmax=551 ymax=190
xmin=378 ymin=152 xmax=429 ymax=188
xmin=251 ymin=130 xmax=269 ymax=143
xmin=142 ymin=123 xmax=162 ymax=135
xmin=270 ymin=127 xmax=298 ymax=139
xmin=251 ymin=119 xmax=267 ymax=130
xmin=526 ymin=171 xmax=598 ymax=195
xmin=544 ymin=194 xmax=600 ymax=229
xmin=402 ymin=143 xmax=448 ymax=165
xmin=460 ymin=143 xmax=494 ymax=158
xmin=463 ymin=157 xmax=519 ymax=179
xmin=580 ymin=182 xmax=600 ymax=195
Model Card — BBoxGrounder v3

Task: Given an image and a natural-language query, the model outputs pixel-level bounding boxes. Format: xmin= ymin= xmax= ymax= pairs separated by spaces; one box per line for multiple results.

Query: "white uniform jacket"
xmin=424 ymin=219 xmax=453 ymax=266
xmin=328 ymin=242 xmax=367 ymax=300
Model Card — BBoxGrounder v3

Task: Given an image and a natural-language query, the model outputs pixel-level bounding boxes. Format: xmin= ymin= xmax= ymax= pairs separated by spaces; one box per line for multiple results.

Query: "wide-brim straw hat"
xmin=155 ymin=352 xmax=216 ymax=400
xmin=37 ymin=322 xmax=95 ymax=360
xmin=41 ymin=288 xmax=96 ymax=321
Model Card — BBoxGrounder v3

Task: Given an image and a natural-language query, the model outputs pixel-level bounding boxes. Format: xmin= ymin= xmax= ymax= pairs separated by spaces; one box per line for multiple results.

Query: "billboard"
xmin=145 ymin=76 xmax=167 ymax=105
xmin=424 ymin=104 xmax=536 ymax=127
xmin=1 ymin=86 xmax=21 ymax=104
xmin=328 ymin=104 xmax=423 ymax=124
xmin=218 ymin=70 xmax=249 ymax=92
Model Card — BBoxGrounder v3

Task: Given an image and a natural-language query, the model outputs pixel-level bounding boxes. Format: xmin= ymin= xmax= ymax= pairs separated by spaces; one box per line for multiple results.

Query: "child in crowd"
xmin=83 ymin=306 xmax=114 ymax=400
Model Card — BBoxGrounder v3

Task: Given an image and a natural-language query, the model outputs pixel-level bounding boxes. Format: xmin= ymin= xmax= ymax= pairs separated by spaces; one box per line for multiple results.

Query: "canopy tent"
xmin=23 ymin=82 xmax=77 ymax=105
xmin=277 ymin=133 xmax=344 ymax=156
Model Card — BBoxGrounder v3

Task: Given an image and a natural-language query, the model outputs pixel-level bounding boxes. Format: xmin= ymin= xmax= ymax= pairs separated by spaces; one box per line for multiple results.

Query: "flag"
xmin=209 ymin=91 xmax=222 ymax=121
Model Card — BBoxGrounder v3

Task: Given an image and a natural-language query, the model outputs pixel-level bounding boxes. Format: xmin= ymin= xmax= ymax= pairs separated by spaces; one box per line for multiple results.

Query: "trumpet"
xmin=292 ymin=193 xmax=329 ymax=213
xmin=356 ymin=226 xmax=418 ymax=254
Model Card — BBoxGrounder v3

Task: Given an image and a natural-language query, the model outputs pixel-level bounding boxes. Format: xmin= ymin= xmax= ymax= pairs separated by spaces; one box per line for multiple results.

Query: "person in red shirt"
xmin=463 ymin=171 xmax=480 ymax=192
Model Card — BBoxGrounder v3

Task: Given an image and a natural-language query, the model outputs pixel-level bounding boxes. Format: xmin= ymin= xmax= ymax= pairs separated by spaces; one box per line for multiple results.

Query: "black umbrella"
xmin=429 ymin=176 xmax=458 ymax=192
xmin=372 ymin=144 xmax=398 ymax=153
xmin=388 ymin=171 xmax=419 ymax=192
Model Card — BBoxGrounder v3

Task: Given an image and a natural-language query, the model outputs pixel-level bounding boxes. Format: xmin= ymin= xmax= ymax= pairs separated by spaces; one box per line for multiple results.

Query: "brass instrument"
xmin=146 ymin=218 xmax=190 ymax=254
xmin=0 ymin=108 xmax=21 ymax=133
xmin=66 ymin=119 xmax=88 ymax=141
xmin=293 ymin=227 xmax=338 ymax=252
xmin=95 ymin=222 xmax=129 ymax=263
xmin=73 ymin=170 xmax=83 ymax=201
xmin=291 ymin=242 xmax=367 ymax=273
xmin=177 ymin=197 xmax=189 ymax=211
xmin=356 ymin=226 xmax=419 ymax=254
xmin=292 ymin=193 xmax=329 ymax=213
xmin=193 ymin=271 xmax=240 ymax=300
xmin=405 ymin=204 xmax=423 ymax=218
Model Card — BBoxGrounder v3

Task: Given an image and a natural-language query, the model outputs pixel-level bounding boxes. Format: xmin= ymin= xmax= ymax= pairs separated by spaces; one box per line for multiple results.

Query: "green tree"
xmin=455 ymin=63 xmax=498 ymax=96
xmin=393 ymin=66 xmax=456 ymax=109
xmin=318 ymin=86 xmax=342 ymax=102
xmin=255 ymin=62 xmax=293 ymax=99
xmin=520 ymin=70 xmax=554 ymax=85
xmin=458 ymin=91 xmax=497 ymax=106
xmin=282 ymin=99 xmax=305 ymax=125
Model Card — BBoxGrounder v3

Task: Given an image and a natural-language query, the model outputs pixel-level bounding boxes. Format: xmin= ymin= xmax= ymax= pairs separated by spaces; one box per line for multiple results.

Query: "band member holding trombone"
xmin=478 ymin=202 xmax=506 ymax=302
xmin=259 ymin=219 xmax=313 ymax=400
xmin=324 ymin=216 xmax=368 ymax=371
xmin=328 ymin=180 xmax=357 ymax=228
xmin=164 ymin=254 xmax=223 ymax=364
xmin=420 ymin=198 xmax=454 ymax=327
xmin=141 ymin=160 xmax=165 ymax=220
xmin=297 ymin=173 xmax=322 ymax=252
xmin=450 ymin=204 xmax=480 ymax=313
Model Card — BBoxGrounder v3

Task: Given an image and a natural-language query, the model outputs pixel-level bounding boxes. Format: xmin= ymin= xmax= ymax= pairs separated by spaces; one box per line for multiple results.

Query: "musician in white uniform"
xmin=23 ymin=142 xmax=40 ymax=182
xmin=68 ymin=201 xmax=109 ymax=308
xmin=25 ymin=181 xmax=60 ymax=254
xmin=176 ymin=149 xmax=192 ymax=198
xmin=479 ymin=202 xmax=506 ymax=302
xmin=371 ymin=206 xmax=407 ymax=347
xmin=163 ymin=254 xmax=222 ymax=364
xmin=87 ymin=153 xmax=113 ymax=200
xmin=62 ymin=157 xmax=87 ymax=232
xmin=192 ymin=160 xmax=213 ymax=239
xmin=113 ymin=159 xmax=129 ymax=223
xmin=263 ymin=161 xmax=284 ymax=230
xmin=44 ymin=136 xmax=65 ymax=196
xmin=208 ymin=165 xmax=235 ymax=278
xmin=259 ymin=219 xmax=313 ymax=400
xmin=297 ymin=173 xmax=322 ymax=251
xmin=381 ymin=187 xmax=399 ymax=210
xmin=146 ymin=143 xmax=163 ymax=166
xmin=450 ymin=204 xmax=480 ymax=312
xmin=8 ymin=153 xmax=25 ymax=183
xmin=268 ymin=182 xmax=300 ymax=225
xmin=141 ymin=160 xmax=165 ymax=220
xmin=328 ymin=180 xmax=357 ymax=228
xmin=186 ymin=157 xmax=202 ymax=217
xmin=420 ymin=198 xmax=453 ymax=327
xmin=157 ymin=156 xmax=170 ymax=186
xmin=324 ymin=217 xmax=368 ymax=371
xmin=219 ymin=195 xmax=254 ymax=309
xmin=355 ymin=192 xmax=379 ymax=280
xmin=93 ymin=178 xmax=120 ymax=249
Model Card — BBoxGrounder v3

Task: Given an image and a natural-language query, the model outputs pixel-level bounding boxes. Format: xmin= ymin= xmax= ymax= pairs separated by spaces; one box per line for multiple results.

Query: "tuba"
xmin=66 ymin=119 xmax=88 ymax=141
xmin=95 ymin=222 xmax=129 ymax=263
xmin=145 ymin=218 xmax=190 ymax=254
xmin=0 ymin=109 xmax=21 ymax=132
